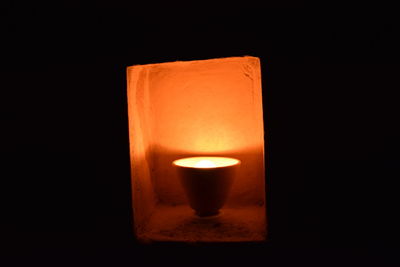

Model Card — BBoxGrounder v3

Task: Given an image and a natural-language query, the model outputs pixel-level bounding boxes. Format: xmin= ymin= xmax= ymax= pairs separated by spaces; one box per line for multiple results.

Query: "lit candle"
xmin=173 ymin=157 xmax=240 ymax=217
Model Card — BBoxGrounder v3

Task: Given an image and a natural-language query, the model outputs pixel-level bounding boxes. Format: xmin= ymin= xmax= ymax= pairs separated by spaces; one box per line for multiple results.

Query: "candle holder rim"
xmin=172 ymin=156 xmax=241 ymax=169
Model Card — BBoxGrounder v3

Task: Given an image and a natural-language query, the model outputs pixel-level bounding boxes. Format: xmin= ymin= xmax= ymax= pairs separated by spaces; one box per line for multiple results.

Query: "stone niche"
xmin=126 ymin=56 xmax=267 ymax=242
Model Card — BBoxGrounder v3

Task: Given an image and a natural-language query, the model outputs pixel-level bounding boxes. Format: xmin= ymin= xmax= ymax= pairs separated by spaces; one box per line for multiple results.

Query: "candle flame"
xmin=194 ymin=160 xmax=217 ymax=168
xmin=173 ymin=157 xmax=240 ymax=168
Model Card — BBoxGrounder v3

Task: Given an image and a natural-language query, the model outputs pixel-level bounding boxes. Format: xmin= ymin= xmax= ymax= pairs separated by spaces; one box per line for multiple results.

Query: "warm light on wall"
xmin=127 ymin=56 xmax=266 ymax=242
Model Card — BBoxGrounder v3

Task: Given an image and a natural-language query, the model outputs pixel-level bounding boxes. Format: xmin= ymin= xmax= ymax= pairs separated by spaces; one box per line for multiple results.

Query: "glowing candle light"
xmin=173 ymin=157 xmax=240 ymax=168
xmin=194 ymin=160 xmax=216 ymax=168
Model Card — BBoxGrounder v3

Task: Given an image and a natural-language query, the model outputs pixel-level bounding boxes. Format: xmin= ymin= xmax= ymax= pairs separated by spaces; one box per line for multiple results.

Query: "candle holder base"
xmin=194 ymin=210 xmax=224 ymax=219
xmin=141 ymin=204 xmax=266 ymax=242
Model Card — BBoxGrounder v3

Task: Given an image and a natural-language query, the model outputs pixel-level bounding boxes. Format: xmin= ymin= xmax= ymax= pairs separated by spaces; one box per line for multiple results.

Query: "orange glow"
xmin=129 ymin=56 xmax=264 ymax=154
xmin=127 ymin=56 xmax=266 ymax=242
xmin=173 ymin=157 xmax=240 ymax=169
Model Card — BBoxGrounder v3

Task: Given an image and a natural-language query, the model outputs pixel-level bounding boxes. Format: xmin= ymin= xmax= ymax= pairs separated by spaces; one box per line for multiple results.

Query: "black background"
xmin=1 ymin=2 xmax=400 ymax=266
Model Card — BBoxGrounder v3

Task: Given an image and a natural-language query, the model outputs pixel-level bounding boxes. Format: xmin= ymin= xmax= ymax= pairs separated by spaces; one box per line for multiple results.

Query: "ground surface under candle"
xmin=140 ymin=205 xmax=266 ymax=242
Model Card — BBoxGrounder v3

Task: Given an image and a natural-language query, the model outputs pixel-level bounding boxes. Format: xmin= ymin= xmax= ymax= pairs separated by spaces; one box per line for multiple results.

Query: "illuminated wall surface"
xmin=127 ymin=56 xmax=266 ymax=242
